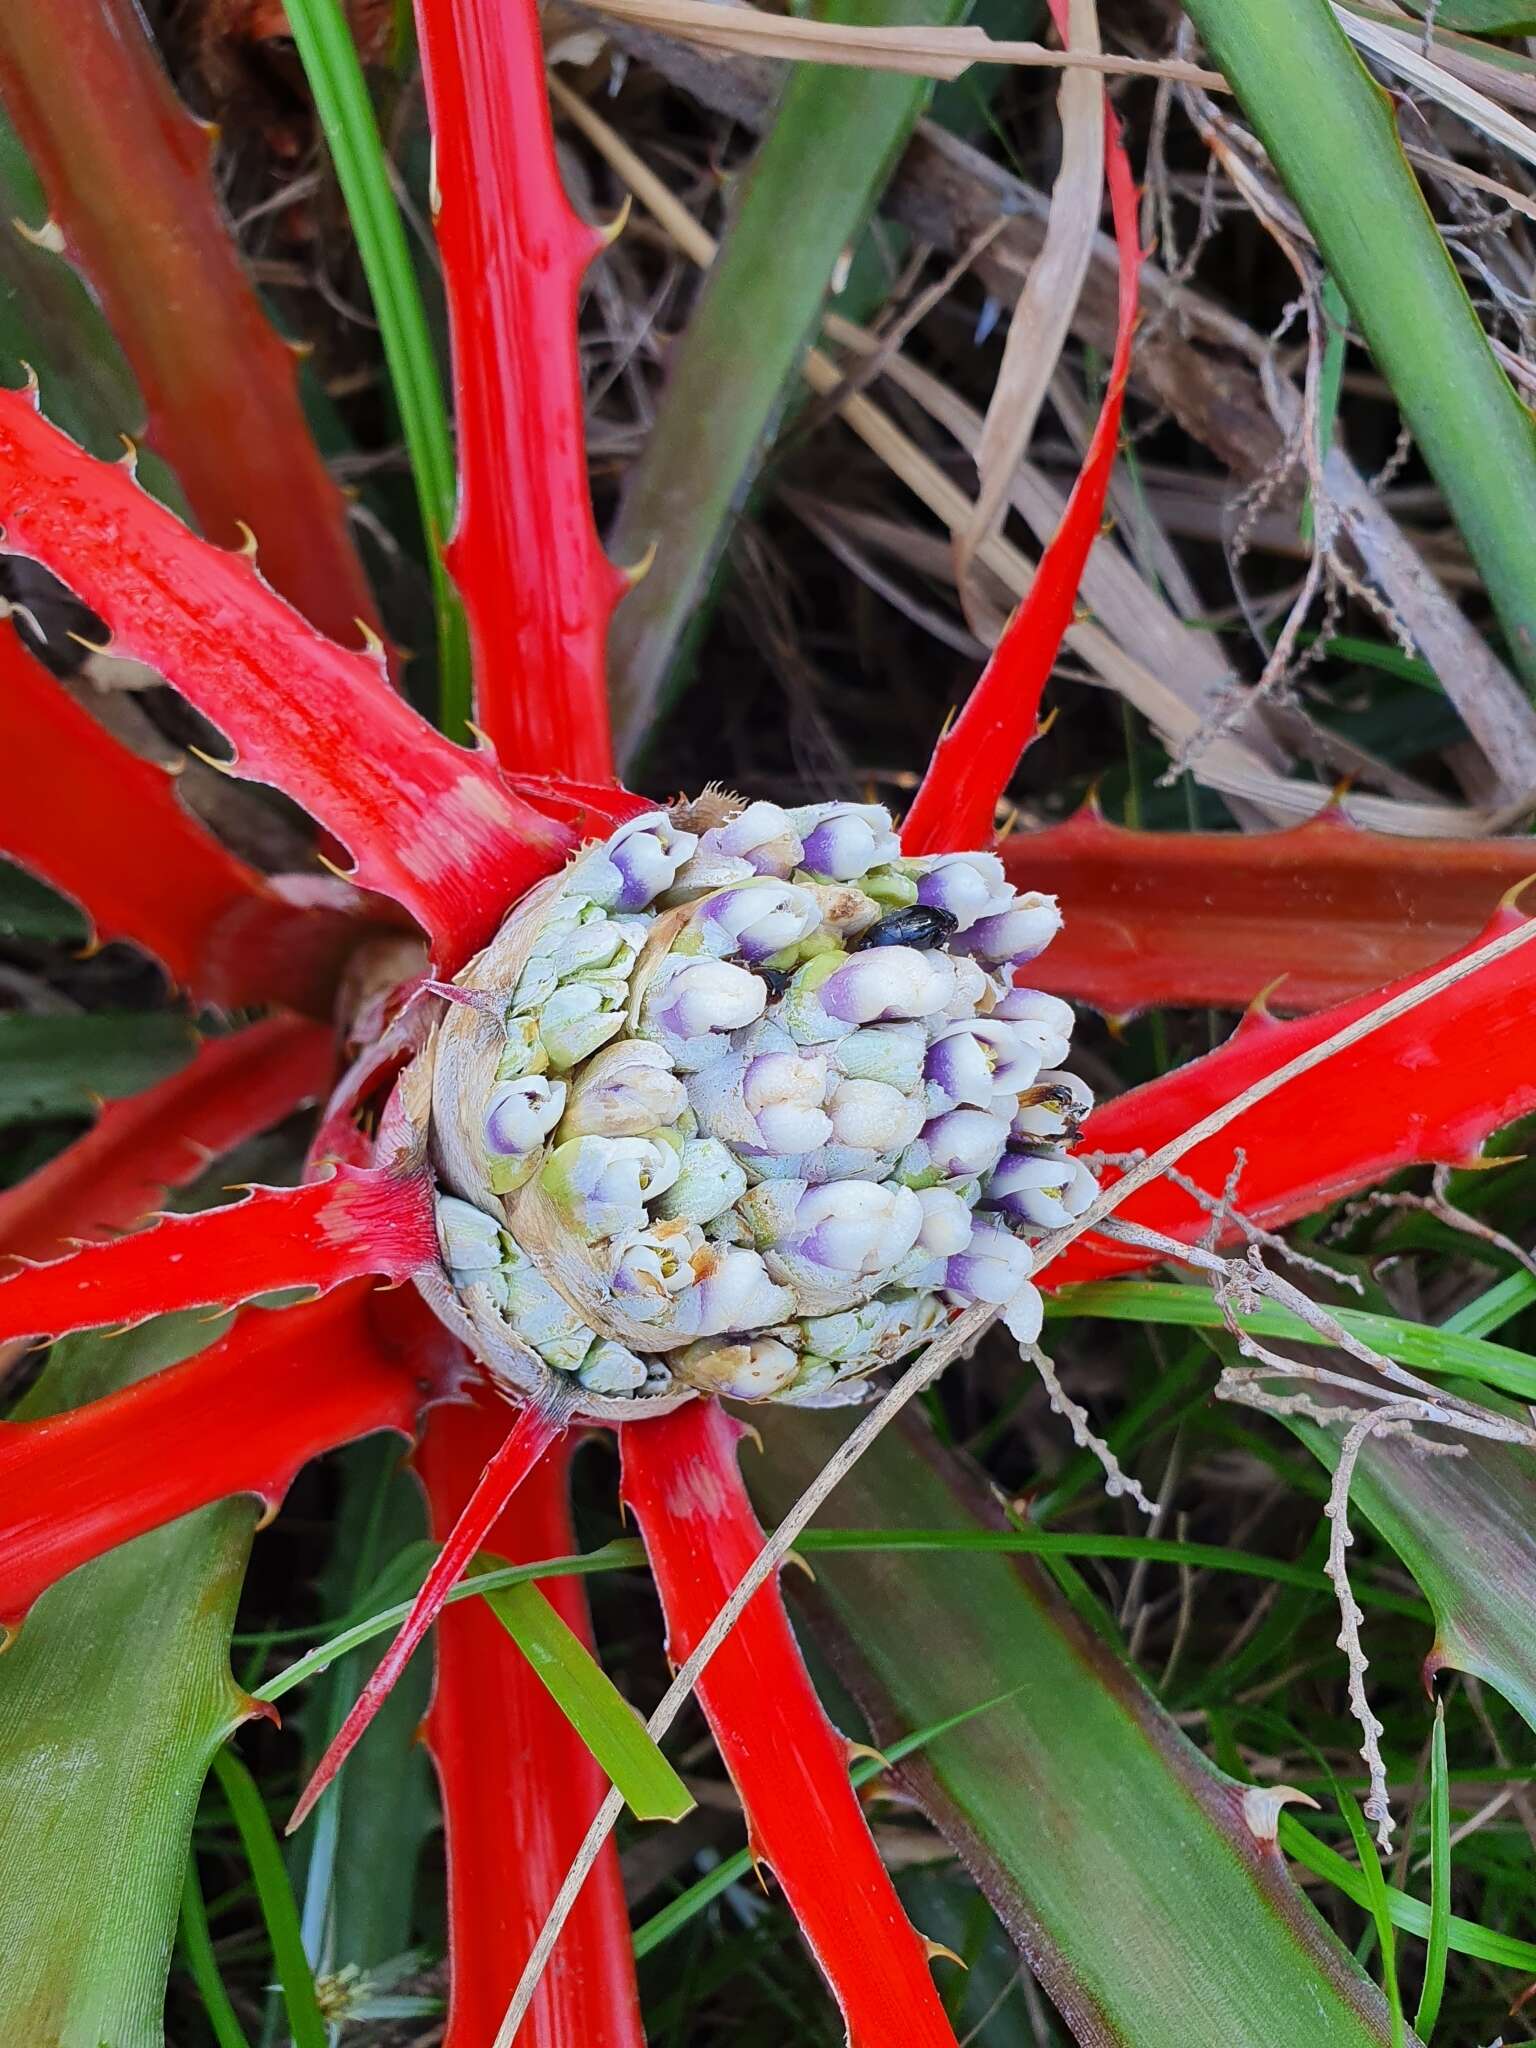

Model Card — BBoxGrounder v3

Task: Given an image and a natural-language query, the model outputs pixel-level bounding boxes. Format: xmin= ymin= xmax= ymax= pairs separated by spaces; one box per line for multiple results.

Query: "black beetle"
xmin=854 ymin=905 xmax=958 ymax=951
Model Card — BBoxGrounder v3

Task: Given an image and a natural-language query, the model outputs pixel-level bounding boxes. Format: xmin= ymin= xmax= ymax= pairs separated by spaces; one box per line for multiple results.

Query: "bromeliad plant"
xmin=5 ymin=1 xmax=1536 ymax=2043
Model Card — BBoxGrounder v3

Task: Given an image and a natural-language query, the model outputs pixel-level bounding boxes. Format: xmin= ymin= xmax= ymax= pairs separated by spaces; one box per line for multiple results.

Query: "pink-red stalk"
xmin=0 ymin=1284 xmax=440 ymax=1629
xmin=420 ymin=1405 xmax=646 ymax=2048
xmin=0 ymin=625 xmax=363 ymax=1014
xmin=289 ymin=1397 xmax=567 ymax=1832
xmin=1057 ymin=903 xmax=1536 ymax=1283
xmin=0 ymin=0 xmax=383 ymax=651
xmin=0 ymin=386 xmax=573 ymax=968
xmin=622 ymin=1400 xmax=960 ymax=2048
xmin=413 ymin=0 xmax=625 ymax=779
xmin=0 ymin=1166 xmax=438 ymax=1345
xmin=1003 ymin=807 xmax=1536 ymax=1015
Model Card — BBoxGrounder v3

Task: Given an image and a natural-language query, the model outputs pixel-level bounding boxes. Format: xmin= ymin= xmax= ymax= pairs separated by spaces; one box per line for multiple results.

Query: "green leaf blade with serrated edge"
xmin=0 ymin=1313 xmax=254 ymax=2048
xmin=0 ymin=1011 xmax=196 ymax=1123
xmin=749 ymin=1407 xmax=1405 ymax=2047
xmin=475 ymin=1558 xmax=693 ymax=1824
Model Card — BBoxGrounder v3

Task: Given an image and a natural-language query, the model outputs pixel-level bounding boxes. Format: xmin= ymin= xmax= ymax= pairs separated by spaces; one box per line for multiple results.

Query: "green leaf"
xmin=0 ymin=1011 xmax=195 ymax=1123
xmin=0 ymin=857 xmax=86 ymax=943
xmin=178 ymin=1859 xmax=253 ymax=2048
xmin=1335 ymin=1784 xmax=1404 ymax=2047
xmin=607 ymin=0 xmax=972 ymax=762
xmin=1395 ymin=0 xmax=1536 ymax=31
xmin=0 ymin=1315 xmax=253 ymax=2048
xmin=1049 ymin=1281 xmax=1536 ymax=1403
xmin=211 ymin=1748 xmax=327 ymax=2048
xmin=279 ymin=0 xmax=470 ymax=732
xmin=748 ymin=1408 xmax=1403 ymax=2046
xmin=1413 ymin=1702 xmax=1450 ymax=2042
xmin=476 ymin=1558 xmax=694 ymax=1824
xmin=1182 ymin=0 xmax=1536 ymax=706
xmin=1291 ymin=1417 xmax=1536 ymax=1737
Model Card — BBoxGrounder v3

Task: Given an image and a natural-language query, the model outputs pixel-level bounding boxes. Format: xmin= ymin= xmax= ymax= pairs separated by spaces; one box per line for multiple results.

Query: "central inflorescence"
xmin=417 ymin=795 xmax=1096 ymax=1420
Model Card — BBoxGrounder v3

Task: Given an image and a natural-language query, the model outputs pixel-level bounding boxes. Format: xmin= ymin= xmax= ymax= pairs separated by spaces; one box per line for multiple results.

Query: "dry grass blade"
xmin=1336 ymin=8 xmax=1536 ymax=170
xmin=954 ymin=0 xmax=1102 ymax=630
xmin=575 ymin=0 xmax=1225 ymax=86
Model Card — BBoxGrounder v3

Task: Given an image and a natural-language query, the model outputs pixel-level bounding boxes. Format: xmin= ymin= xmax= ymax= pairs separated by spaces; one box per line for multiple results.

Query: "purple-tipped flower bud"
xmin=698 ymin=800 xmax=804 ymax=878
xmin=676 ymin=1334 xmax=801 ymax=1399
xmin=786 ymin=1180 xmax=923 ymax=1276
xmin=944 ymin=1217 xmax=1035 ymax=1305
xmin=914 ymin=851 xmax=1014 ymax=932
xmin=924 ymin=1019 xmax=1042 ymax=1110
xmin=693 ymin=878 xmax=821 ymax=963
xmin=915 ymin=1184 xmax=974 ymax=1257
xmin=952 ymin=892 xmax=1062 ymax=966
xmin=919 ymin=1106 xmax=1011 ymax=1180
xmin=1012 ymin=1070 xmax=1094 ymax=1142
xmin=790 ymin=801 xmax=901 ymax=880
xmin=984 ymin=1149 xmax=1098 ymax=1229
xmin=541 ymin=1134 xmax=681 ymax=1242
xmin=818 ymin=946 xmax=955 ymax=1025
xmin=826 ymin=1079 xmax=925 ymax=1153
xmin=645 ymin=956 xmax=767 ymax=1039
xmin=990 ymin=987 xmax=1076 ymax=1067
xmin=582 ymin=810 xmax=697 ymax=911
xmin=485 ymin=1074 xmax=567 ymax=1158
xmin=560 ymin=1040 xmax=687 ymax=1139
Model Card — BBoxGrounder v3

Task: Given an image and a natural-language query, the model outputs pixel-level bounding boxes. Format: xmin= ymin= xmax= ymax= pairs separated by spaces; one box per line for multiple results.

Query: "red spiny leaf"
xmin=1056 ymin=906 xmax=1536 ymax=1284
xmin=622 ymin=1402 xmax=960 ymax=2048
xmin=415 ymin=0 xmax=624 ymax=780
xmin=0 ymin=1285 xmax=448 ymax=1628
xmin=0 ymin=1016 xmax=335 ymax=1263
xmin=420 ymin=1404 xmax=645 ymax=2048
xmin=502 ymin=774 xmax=656 ymax=837
xmin=0 ymin=1166 xmax=438 ymax=1345
xmin=289 ymin=1397 xmax=565 ymax=1833
xmin=0 ymin=626 xmax=365 ymax=1012
xmin=0 ymin=0 xmax=383 ymax=651
xmin=901 ymin=107 xmax=1140 ymax=856
xmin=0 ymin=386 xmax=574 ymax=967
xmin=1004 ymin=808 xmax=1536 ymax=1015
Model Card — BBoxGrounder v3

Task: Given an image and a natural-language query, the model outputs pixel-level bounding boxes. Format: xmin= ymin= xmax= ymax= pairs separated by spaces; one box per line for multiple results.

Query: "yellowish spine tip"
xmin=781 ymin=1546 xmax=815 ymax=1582
xmin=1498 ymin=870 xmax=1536 ymax=914
xmin=1246 ymin=974 xmax=1289 ymax=1021
xmin=619 ymin=538 xmax=659 ymax=590
xmin=0 ymin=596 xmax=45 ymax=641
xmin=235 ymin=520 xmax=260 ymax=561
xmin=316 ymin=850 xmax=356 ymax=883
xmin=66 ymin=628 xmax=113 ymax=656
xmin=920 ymin=1936 xmax=966 ymax=1970
xmin=599 ymin=193 xmax=633 ymax=248
xmin=187 ymin=742 xmax=238 ymax=777
xmin=117 ymin=433 xmax=139 ymax=476
xmin=844 ymin=1738 xmax=888 ymax=1771
xmin=428 ymin=137 xmax=442 ymax=221
xmin=14 ymin=213 xmax=65 ymax=255
xmin=735 ymin=1419 xmax=765 ymax=1457
xmin=0 ymin=1621 xmax=19 ymax=1654
xmin=355 ymin=617 xmax=386 ymax=661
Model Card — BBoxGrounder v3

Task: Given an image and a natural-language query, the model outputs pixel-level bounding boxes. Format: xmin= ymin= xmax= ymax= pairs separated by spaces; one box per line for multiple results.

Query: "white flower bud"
xmin=832 ymin=1022 xmax=927 ymax=1092
xmin=436 ymin=1196 xmax=502 ymax=1280
xmin=943 ymin=1217 xmax=1035 ymax=1304
xmin=984 ymin=1149 xmax=1098 ymax=1229
xmin=990 ymin=987 xmax=1076 ymax=1067
xmin=652 ymin=1137 xmax=749 ymax=1226
xmin=559 ymin=1039 xmax=687 ymax=1139
xmin=607 ymin=1221 xmax=705 ymax=1321
xmin=697 ymin=800 xmax=805 ymax=878
xmin=502 ymin=1243 xmax=595 ymax=1371
xmin=644 ymin=956 xmax=767 ymax=1039
xmin=915 ymin=1184 xmax=974 ymax=1256
xmin=785 ymin=1180 xmax=923 ymax=1277
xmin=691 ymin=878 xmax=821 ymax=963
xmin=538 ymin=980 xmax=628 ymax=1069
xmin=579 ymin=810 xmax=697 ymax=911
xmin=952 ymin=892 xmax=1063 ymax=966
xmin=674 ymin=1335 xmax=801 ymax=1400
xmin=925 ymin=1018 xmax=1043 ymax=1111
xmin=912 ymin=851 xmax=1014 ymax=932
xmin=817 ymin=946 xmax=955 ymax=1025
xmin=918 ymin=1107 xmax=1011 ymax=1180
xmin=671 ymin=1246 xmax=795 ymax=1337
xmin=826 ymin=1078 xmax=925 ymax=1152
xmin=578 ymin=1339 xmax=649 ymax=1394
xmin=541 ymin=1134 xmax=681 ymax=1241
xmin=484 ymin=1074 xmax=567 ymax=1158
xmin=790 ymin=801 xmax=901 ymax=880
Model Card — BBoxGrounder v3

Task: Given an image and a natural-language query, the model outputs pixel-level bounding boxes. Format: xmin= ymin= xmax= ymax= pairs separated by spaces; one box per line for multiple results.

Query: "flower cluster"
xmin=420 ymin=796 xmax=1095 ymax=1415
